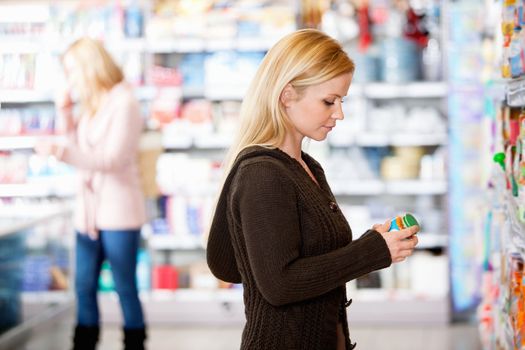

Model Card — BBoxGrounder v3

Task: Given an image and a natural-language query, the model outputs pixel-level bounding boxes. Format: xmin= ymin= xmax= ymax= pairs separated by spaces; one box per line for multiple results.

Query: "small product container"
xmin=389 ymin=213 xmax=419 ymax=231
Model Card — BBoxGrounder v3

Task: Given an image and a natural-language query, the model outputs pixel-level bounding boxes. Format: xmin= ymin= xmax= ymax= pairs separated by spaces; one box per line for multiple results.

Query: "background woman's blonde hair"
xmin=63 ymin=37 xmax=124 ymax=116
xmin=222 ymin=29 xmax=355 ymax=174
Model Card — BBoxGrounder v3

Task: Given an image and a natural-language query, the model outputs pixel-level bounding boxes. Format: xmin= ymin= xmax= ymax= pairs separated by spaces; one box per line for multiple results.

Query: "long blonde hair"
xmin=222 ymin=29 xmax=355 ymax=174
xmin=63 ymin=38 xmax=124 ymax=116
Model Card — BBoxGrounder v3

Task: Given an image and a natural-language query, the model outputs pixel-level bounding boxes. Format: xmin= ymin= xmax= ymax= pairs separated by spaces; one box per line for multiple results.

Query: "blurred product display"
xmin=0 ymin=1 xmax=504 ymax=346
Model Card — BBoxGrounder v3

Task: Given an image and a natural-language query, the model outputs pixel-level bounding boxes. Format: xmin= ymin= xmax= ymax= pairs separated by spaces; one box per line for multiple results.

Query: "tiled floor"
xmin=15 ymin=309 xmax=483 ymax=350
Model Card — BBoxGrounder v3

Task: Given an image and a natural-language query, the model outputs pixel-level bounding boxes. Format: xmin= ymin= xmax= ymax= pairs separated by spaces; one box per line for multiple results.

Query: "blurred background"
xmin=0 ymin=0 xmax=520 ymax=349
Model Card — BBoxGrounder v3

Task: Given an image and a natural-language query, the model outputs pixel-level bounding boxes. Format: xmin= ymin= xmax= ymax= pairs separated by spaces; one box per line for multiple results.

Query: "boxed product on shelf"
xmin=349 ymin=251 xmax=448 ymax=298
xmin=0 ymin=153 xmax=27 ymax=184
xmin=153 ymin=264 xmax=178 ymax=290
xmin=178 ymin=53 xmax=206 ymax=91
xmin=189 ymin=261 xmax=218 ymax=290
xmin=99 ymin=261 xmax=115 ymax=292
xmin=119 ymin=52 xmax=145 ymax=86
xmin=149 ymin=86 xmax=183 ymax=129
xmin=204 ymin=51 xmax=265 ymax=99
xmin=136 ymin=248 xmax=151 ymax=291
xmin=22 ymin=255 xmax=52 ymax=292
xmin=0 ymin=108 xmax=55 ymax=136
xmin=164 ymin=194 xmax=214 ymax=238
xmin=0 ymin=53 xmax=36 ymax=90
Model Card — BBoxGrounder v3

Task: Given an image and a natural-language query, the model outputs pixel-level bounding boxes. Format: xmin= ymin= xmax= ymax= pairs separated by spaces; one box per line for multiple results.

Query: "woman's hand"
xmin=54 ymin=86 xmax=77 ymax=133
xmin=55 ymin=86 xmax=74 ymax=110
xmin=34 ymin=138 xmax=61 ymax=158
xmin=372 ymin=220 xmax=419 ymax=263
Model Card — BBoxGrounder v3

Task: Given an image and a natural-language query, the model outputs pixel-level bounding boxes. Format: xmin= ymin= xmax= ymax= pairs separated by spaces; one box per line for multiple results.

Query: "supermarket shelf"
xmin=0 ymin=36 xmax=275 ymax=55
xmin=417 ymin=233 xmax=448 ymax=249
xmin=0 ymin=136 xmax=38 ymax=150
xmin=331 ymin=180 xmax=385 ymax=195
xmin=172 ymin=132 xmax=442 ymax=150
xmin=0 ymin=86 xmax=237 ymax=104
xmin=348 ymin=289 xmax=449 ymax=325
xmin=1 ymin=87 xmax=203 ymax=104
xmin=136 ymin=86 xmax=204 ymax=100
xmin=122 ymin=37 xmax=275 ymax=53
xmin=148 ymin=234 xmax=204 ymax=250
xmin=100 ymin=288 xmax=448 ymax=325
xmin=147 ymin=231 xmax=447 ymax=251
xmin=331 ymin=180 xmax=447 ymax=196
xmin=204 ymin=87 xmax=246 ymax=101
xmin=0 ymin=40 xmax=52 ymax=54
xmin=330 ymin=133 xmax=448 ymax=147
xmin=386 ymin=180 xmax=447 ymax=195
xmin=21 ymin=290 xmax=72 ymax=304
xmin=0 ymin=180 xmax=76 ymax=198
xmin=193 ymin=135 xmax=232 ymax=149
xmin=357 ymin=81 xmax=448 ymax=99
xmin=0 ymin=89 xmax=53 ymax=103
xmin=0 ymin=207 xmax=72 ymax=238
xmin=0 ymin=135 xmax=67 ymax=150
xmin=388 ymin=133 xmax=448 ymax=146
xmin=1 ymin=82 xmax=447 ymax=104
xmin=163 ymin=134 xmax=232 ymax=150
xmin=0 ymin=299 xmax=72 ymax=350
xmin=100 ymin=289 xmax=245 ymax=325
xmin=162 ymin=135 xmax=193 ymax=150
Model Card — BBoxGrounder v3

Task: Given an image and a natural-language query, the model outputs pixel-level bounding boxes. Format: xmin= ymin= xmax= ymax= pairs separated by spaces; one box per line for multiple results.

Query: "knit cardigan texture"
xmin=207 ymin=146 xmax=392 ymax=350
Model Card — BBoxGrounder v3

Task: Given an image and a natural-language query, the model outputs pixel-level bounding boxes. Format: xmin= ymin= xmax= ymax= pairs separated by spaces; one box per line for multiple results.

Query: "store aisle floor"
xmin=17 ymin=309 xmax=482 ymax=350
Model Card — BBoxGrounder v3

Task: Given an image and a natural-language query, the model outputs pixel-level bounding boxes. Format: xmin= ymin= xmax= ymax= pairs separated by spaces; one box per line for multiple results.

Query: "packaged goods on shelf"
xmin=0 ymin=108 xmax=55 ymax=136
xmin=501 ymin=0 xmax=525 ymax=79
xmin=149 ymin=86 xmax=183 ymax=129
xmin=348 ymin=250 xmax=448 ymax=299
xmin=189 ymin=262 xmax=218 ymax=289
xmin=99 ymin=261 xmax=115 ymax=292
xmin=178 ymin=53 xmax=206 ymax=91
xmin=0 ymin=153 xmax=27 ymax=184
xmin=0 ymin=152 xmax=76 ymax=198
xmin=0 ymin=53 xmax=36 ymax=90
xmin=153 ymin=264 xmax=178 ymax=290
xmin=204 ymin=51 xmax=264 ymax=100
xmin=146 ymin=1 xmax=295 ymax=42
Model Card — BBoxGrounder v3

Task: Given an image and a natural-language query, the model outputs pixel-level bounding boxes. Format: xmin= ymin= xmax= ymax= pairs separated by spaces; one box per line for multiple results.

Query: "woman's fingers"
xmin=387 ymin=231 xmax=419 ymax=263
xmin=398 ymin=225 xmax=420 ymax=239
xmin=372 ymin=219 xmax=391 ymax=233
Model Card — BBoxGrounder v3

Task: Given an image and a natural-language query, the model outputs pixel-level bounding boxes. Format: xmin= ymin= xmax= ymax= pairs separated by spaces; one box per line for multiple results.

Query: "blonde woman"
xmin=206 ymin=29 xmax=419 ymax=350
xmin=36 ymin=38 xmax=147 ymax=350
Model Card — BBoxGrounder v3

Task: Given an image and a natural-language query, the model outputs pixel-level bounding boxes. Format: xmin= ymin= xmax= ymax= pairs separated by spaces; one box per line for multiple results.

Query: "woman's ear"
xmin=280 ymin=84 xmax=296 ymax=108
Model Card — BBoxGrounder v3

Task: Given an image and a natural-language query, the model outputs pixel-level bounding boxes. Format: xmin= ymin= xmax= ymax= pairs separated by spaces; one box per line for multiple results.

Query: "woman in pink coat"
xmin=36 ymin=38 xmax=147 ymax=350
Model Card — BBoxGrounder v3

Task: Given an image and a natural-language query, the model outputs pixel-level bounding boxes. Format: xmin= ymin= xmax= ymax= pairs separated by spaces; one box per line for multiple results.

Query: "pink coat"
xmin=58 ymin=82 xmax=146 ymax=239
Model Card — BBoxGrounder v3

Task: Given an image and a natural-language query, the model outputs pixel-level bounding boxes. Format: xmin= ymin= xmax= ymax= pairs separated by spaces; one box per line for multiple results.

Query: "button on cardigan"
xmin=207 ymin=146 xmax=392 ymax=349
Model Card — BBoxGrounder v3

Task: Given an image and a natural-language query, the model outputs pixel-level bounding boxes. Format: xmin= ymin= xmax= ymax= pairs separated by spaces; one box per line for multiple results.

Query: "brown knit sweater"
xmin=207 ymin=146 xmax=392 ymax=349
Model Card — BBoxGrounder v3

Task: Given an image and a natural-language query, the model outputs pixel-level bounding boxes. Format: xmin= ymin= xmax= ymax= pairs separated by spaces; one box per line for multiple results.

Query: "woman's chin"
xmin=310 ymin=134 xmax=328 ymax=142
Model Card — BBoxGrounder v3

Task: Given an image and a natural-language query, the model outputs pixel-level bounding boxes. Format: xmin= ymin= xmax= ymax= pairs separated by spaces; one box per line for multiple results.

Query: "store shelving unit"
xmin=0 ymin=208 xmax=74 ymax=349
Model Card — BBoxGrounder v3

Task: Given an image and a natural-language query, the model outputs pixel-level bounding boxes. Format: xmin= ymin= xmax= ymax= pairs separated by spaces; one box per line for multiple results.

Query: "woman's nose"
xmin=332 ymin=103 xmax=344 ymax=120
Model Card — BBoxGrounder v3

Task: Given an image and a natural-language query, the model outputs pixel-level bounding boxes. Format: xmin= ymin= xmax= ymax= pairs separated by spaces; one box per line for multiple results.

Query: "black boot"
xmin=123 ymin=327 xmax=147 ymax=350
xmin=71 ymin=325 xmax=99 ymax=350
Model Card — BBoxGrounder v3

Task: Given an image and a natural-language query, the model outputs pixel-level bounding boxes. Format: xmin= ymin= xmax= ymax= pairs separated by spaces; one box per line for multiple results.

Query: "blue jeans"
xmin=75 ymin=229 xmax=145 ymax=329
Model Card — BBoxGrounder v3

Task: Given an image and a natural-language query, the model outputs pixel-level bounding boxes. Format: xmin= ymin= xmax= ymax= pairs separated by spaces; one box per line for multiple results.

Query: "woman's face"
xmin=284 ymin=73 xmax=352 ymax=142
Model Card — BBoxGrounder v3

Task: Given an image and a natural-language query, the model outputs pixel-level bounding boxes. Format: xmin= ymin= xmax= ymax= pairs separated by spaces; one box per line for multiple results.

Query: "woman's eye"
xmin=323 ymin=100 xmax=335 ymax=106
